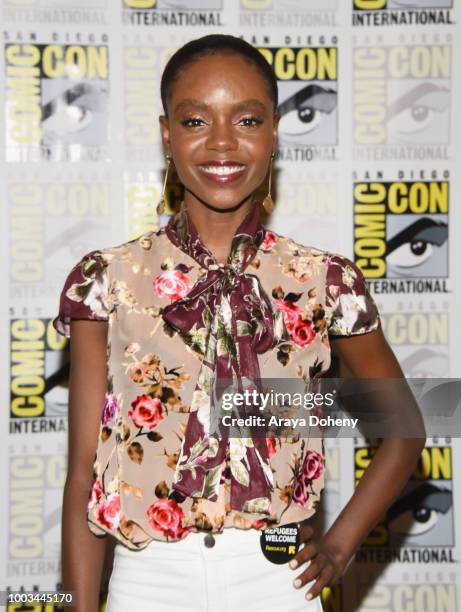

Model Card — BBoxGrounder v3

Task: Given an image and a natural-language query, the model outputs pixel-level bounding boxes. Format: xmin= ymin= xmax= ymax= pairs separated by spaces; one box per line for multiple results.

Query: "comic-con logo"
xmin=259 ymin=47 xmax=337 ymax=148
xmin=122 ymin=0 xmax=223 ymax=26
xmin=123 ymin=45 xmax=172 ymax=158
xmin=5 ymin=43 xmax=109 ymax=162
xmin=353 ymin=0 xmax=454 ymax=27
xmin=355 ymin=444 xmax=454 ymax=552
xmin=353 ymin=45 xmax=450 ymax=146
xmin=358 ymin=581 xmax=457 ymax=610
xmin=8 ymin=180 xmax=110 ymax=294
xmin=8 ymin=447 xmax=66 ymax=569
xmin=10 ymin=318 xmax=69 ymax=424
xmin=353 ymin=180 xmax=448 ymax=280
xmin=274 ymin=174 xmax=337 ymax=248
xmin=381 ymin=309 xmax=448 ymax=377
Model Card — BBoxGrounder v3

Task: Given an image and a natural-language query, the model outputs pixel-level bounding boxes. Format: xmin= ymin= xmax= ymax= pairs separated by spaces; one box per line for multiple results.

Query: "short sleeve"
xmin=53 ymin=250 xmax=110 ymax=338
xmin=325 ymin=253 xmax=381 ymax=337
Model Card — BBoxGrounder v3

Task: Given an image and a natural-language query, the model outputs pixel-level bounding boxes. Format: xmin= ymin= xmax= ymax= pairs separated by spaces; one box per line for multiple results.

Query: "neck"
xmin=183 ymin=193 xmax=258 ymax=264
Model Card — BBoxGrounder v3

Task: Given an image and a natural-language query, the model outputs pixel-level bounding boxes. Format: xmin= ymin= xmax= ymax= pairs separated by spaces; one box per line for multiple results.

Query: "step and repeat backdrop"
xmin=1 ymin=0 xmax=460 ymax=610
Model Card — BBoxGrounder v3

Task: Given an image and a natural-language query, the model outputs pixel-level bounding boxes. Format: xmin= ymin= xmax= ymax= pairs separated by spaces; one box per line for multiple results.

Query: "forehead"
xmin=169 ymin=53 xmax=272 ymax=105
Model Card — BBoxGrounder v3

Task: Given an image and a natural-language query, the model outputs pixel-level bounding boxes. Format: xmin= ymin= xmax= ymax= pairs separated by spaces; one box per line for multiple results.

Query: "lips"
xmin=197 ymin=161 xmax=247 ymax=184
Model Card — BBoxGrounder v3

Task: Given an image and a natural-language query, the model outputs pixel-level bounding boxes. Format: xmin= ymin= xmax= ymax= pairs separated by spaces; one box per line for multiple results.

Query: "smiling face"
xmin=159 ymin=52 xmax=279 ymax=212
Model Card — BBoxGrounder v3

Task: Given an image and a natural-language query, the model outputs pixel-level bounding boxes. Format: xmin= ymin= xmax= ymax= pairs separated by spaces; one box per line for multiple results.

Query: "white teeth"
xmin=200 ymin=165 xmax=245 ymax=176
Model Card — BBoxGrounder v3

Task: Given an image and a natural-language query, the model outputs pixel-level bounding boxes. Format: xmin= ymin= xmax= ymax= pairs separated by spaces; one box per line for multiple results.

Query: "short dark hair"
xmin=160 ymin=34 xmax=278 ymax=115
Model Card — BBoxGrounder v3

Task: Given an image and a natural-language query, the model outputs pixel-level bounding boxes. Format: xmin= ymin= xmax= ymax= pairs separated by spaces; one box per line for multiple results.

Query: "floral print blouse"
xmin=54 ymin=208 xmax=381 ymax=550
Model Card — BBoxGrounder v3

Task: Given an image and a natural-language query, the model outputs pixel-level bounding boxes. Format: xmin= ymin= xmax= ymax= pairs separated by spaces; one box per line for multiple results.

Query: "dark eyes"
xmin=180 ymin=116 xmax=263 ymax=128
xmin=240 ymin=117 xmax=263 ymax=127
xmin=181 ymin=118 xmax=205 ymax=128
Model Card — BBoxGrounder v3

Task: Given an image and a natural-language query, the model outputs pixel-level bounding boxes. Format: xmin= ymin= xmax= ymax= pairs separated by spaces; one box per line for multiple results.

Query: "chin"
xmin=190 ymin=188 xmax=255 ymax=211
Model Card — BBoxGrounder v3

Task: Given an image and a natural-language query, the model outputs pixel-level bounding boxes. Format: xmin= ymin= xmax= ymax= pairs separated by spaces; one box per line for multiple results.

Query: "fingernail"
xmin=293 ymin=579 xmax=302 ymax=589
xmin=306 ymin=592 xmax=313 ymax=600
xmin=289 ymin=559 xmax=298 ymax=569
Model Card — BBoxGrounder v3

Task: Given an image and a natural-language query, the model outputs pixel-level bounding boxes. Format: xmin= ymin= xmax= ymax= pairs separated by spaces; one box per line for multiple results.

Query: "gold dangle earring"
xmin=262 ymin=153 xmax=275 ymax=214
xmin=156 ymin=155 xmax=171 ymax=215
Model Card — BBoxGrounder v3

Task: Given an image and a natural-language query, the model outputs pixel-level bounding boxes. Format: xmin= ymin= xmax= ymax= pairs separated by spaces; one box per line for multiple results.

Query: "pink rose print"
xmin=128 ymin=395 xmax=164 ymax=430
xmin=292 ymin=481 xmax=310 ymax=506
xmin=291 ymin=319 xmax=316 ymax=348
xmin=146 ymin=498 xmax=190 ymax=540
xmin=266 ymin=437 xmax=277 ymax=458
xmin=96 ymin=493 xmax=121 ymax=529
xmin=102 ymin=393 xmax=119 ymax=426
xmin=275 ymin=299 xmax=316 ymax=347
xmin=274 ymin=299 xmax=302 ymax=333
xmin=292 ymin=450 xmax=323 ymax=508
xmin=153 ymin=270 xmax=192 ymax=300
xmin=301 ymin=450 xmax=324 ymax=481
xmin=260 ymin=231 xmax=277 ymax=251
xmin=88 ymin=479 xmax=103 ymax=509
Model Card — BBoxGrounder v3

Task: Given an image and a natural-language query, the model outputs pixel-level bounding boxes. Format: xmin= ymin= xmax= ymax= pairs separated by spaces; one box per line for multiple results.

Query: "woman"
xmin=55 ymin=35 xmax=426 ymax=611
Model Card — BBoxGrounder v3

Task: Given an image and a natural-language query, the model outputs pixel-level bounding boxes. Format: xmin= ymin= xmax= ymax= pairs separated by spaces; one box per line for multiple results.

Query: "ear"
xmin=159 ymin=114 xmax=171 ymax=155
xmin=272 ymin=111 xmax=280 ymax=154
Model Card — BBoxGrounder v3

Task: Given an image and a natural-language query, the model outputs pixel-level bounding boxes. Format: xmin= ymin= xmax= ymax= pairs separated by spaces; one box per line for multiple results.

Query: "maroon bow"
xmin=161 ymin=204 xmax=280 ymax=514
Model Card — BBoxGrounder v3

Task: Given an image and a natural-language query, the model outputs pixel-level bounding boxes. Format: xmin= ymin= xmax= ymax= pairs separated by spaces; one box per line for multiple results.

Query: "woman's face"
xmin=159 ymin=53 xmax=278 ymax=212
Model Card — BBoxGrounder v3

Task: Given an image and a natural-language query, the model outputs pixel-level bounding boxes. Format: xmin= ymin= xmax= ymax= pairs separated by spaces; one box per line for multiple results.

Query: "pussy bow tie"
xmin=161 ymin=203 xmax=283 ymax=515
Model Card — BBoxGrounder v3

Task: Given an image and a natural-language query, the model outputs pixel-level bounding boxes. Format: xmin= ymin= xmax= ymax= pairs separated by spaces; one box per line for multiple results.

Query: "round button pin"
xmin=204 ymin=533 xmax=216 ymax=548
xmin=260 ymin=522 xmax=300 ymax=564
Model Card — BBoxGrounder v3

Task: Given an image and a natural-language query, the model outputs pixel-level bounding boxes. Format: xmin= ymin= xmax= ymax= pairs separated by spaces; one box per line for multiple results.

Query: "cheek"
xmin=169 ymin=136 xmax=199 ymax=181
xmin=247 ymin=142 xmax=272 ymax=182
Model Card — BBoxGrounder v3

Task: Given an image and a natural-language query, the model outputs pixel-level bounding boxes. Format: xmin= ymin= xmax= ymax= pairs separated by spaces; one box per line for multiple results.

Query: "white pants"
xmin=106 ymin=528 xmax=324 ymax=612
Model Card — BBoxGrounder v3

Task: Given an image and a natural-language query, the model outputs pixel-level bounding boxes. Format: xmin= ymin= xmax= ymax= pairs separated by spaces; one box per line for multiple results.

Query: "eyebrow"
xmin=173 ymin=98 xmax=269 ymax=114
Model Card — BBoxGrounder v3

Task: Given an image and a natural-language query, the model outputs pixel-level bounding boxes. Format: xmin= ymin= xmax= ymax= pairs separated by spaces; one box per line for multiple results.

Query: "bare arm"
xmin=62 ymin=320 xmax=109 ymax=611
xmin=292 ymin=326 xmax=427 ymax=600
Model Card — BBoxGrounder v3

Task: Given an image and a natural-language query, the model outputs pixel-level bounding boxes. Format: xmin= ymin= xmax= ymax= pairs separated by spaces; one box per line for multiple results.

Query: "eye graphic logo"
xmin=353 ymin=181 xmax=449 ymax=279
xmin=386 ymin=216 xmax=448 ymax=278
xmin=41 ymin=81 xmax=108 ymax=145
xmin=277 ymin=84 xmax=337 ymax=146
xmin=259 ymin=47 xmax=337 ymax=146
xmin=353 ymin=46 xmax=451 ymax=146
xmin=355 ymin=445 xmax=454 ymax=548
xmin=5 ymin=43 xmax=109 ymax=162
xmin=387 ymin=81 xmax=450 ymax=145
xmin=385 ymin=482 xmax=453 ymax=546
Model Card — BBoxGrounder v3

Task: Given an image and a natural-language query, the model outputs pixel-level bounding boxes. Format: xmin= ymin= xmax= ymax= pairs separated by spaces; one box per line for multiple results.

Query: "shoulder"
xmin=260 ymin=228 xmax=358 ymax=278
xmin=75 ymin=226 xmax=169 ymax=272
xmin=321 ymin=252 xmax=380 ymax=337
xmin=260 ymin=229 xmax=379 ymax=335
xmin=260 ymin=228 xmax=330 ymax=260
xmin=54 ymin=228 xmax=167 ymax=338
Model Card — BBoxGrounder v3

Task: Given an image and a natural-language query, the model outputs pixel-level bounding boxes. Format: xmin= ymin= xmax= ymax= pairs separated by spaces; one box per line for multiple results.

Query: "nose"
xmin=205 ymin=119 xmax=238 ymax=152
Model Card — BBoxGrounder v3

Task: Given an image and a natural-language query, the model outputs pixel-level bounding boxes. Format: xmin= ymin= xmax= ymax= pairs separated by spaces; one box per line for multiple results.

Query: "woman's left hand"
xmin=288 ymin=523 xmax=349 ymax=601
